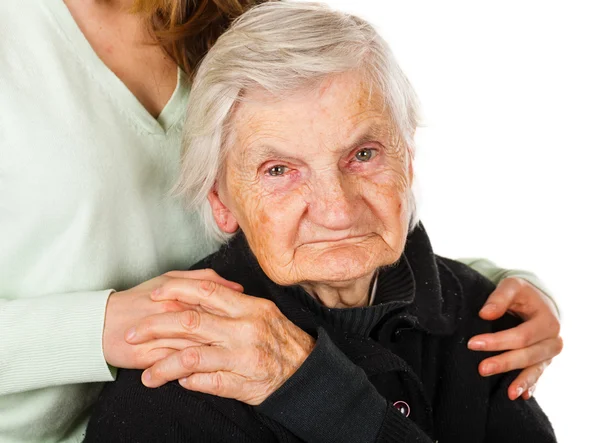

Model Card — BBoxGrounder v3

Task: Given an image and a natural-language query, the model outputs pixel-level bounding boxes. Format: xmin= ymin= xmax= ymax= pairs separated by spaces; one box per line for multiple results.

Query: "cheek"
xmin=232 ymin=185 xmax=309 ymax=251
xmin=360 ymin=171 xmax=409 ymax=225
xmin=238 ymin=191 xmax=310 ymax=283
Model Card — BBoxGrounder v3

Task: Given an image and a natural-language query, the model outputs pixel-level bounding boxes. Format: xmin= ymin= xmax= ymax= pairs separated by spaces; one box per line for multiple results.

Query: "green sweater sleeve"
xmin=458 ymin=258 xmax=558 ymax=314
xmin=0 ymin=290 xmax=117 ymax=396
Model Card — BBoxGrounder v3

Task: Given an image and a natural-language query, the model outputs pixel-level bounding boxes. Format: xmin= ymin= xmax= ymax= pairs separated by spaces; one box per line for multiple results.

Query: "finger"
xmin=134 ymin=347 xmax=178 ymax=370
xmin=151 ymin=278 xmax=250 ymax=316
xmin=159 ymin=299 xmax=202 ymax=313
xmin=508 ymin=360 xmax=550 ymax=400
xmin=468 ymin=316 xmax=554 ymax=352
xmin=164 ymin=269 xmax=244 ymax=292
xmin=126 ymin=310 xmax=231 ymax=345
xmin=141 ymin=338 xmax=209 ymax=352
xmin=179 ymin=371 xmax=246 ymax=402
xmin=477 ymin=338 xmax=558 ymax=377
xmin=478 ymin=278 xmax=521 ymax=321
xmin=131 ymin=339 xmax=206 ymax=369
xmin=142 ymin=346 xmax=234 ymax=388
xmin=522 ymin=383 xmax=537 ymax=400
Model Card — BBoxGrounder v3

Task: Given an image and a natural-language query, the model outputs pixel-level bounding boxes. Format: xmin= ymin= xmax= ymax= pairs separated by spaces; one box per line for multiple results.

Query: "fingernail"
xmin=468 ymin=340 xmax=486 ymax=350
xmin=125 ymin=327 xmax=136 ymax=342
xmin=142 ymin=371 xmax=152 ymax=384
xmin=515 ymin=386 xmax=524 ymax=398
xmin=481 ymin=362 xmax=498 ymax=375
xmin=528 ymin=386 xmax=536 ymax=397
xmin=480 ymin=303 xmax=497 ymax=314
xmin=180 ymin=377 xmax=188 ymax=385
xmin=151 ymin=288 xmax=162 ymax=299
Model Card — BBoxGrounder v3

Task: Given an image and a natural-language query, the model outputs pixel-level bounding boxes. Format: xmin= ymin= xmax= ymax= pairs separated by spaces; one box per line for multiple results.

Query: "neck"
xmin=301 ymin=271 xmax=376 ymax=308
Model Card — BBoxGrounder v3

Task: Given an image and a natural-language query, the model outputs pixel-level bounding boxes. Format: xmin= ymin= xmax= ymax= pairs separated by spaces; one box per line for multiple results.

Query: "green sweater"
xmin=0 ymin=1 xmax=552 ymax=442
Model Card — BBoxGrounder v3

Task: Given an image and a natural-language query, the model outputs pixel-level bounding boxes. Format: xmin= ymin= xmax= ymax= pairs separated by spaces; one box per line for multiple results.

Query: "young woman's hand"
xmin=102 ymin=270 xmax=243 ymax=370
xmin=468 ymin=277 xmax=563 ymax=400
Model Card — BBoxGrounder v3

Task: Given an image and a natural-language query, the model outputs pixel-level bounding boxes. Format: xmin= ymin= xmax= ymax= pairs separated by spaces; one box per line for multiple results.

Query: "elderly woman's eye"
xmin=267 ymin=165 xmax=288 ymax=176
xmin=355 ymin=148 xmax=376 ymax=162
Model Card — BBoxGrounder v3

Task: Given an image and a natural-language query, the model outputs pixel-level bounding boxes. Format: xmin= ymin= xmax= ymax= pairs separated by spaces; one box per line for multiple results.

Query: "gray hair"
xmin=175 ymin=1 xmax=420 ymax=243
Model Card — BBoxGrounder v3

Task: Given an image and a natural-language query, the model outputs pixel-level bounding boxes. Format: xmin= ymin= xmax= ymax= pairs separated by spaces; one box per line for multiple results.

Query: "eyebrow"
xmin=240 ymin=121 xmax=395 ymax=167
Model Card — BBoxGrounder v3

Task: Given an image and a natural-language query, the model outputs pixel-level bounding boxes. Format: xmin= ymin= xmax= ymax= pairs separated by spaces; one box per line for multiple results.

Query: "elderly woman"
xmin=86 ymin=2 xmax=555 ymax=442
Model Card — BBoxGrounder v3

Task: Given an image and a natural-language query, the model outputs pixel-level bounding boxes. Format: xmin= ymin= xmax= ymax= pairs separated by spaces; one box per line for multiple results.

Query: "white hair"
xmin=175 ymin=1 xmax=421 ymax=243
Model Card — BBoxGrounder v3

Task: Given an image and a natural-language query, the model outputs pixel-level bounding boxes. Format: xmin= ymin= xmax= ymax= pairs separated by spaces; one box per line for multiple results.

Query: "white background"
xmin=308 ymin=0 xmax=599 ymax=440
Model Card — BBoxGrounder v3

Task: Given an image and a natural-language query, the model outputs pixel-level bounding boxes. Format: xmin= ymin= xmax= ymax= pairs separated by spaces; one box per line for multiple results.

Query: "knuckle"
xmin=204 ymin=269 xmax=218 ymax=278
xmin=212 ymin=372 xmax=224 ymax=395
xmin=500 ymin=277 xmax=521 ymax=296
xmin=256 ymin=298 xmax=279 ymax=318
xmin=179 ymin=310 xmax=201 ymax=331
xmin=139 ymin=317 xmax=156 ymax=334
xmin=241 ymin=319 xmax=262 ymax=341
xmin=517 ymin=330 xmax=532 ymax=348
xmin=554 ymin=336 xmax=564 ymax=354
xmin=180 ymin=348 xmax=200 ymax=370
xmin=152 ymin=365 xmax=165 ymax=381
xmin=197 ymin=279 xmax=217 ymax=296
xmin=548 ymin=317 xmax=561 ymax=337
xmin=509 ymin=277 xmax=528 ymax=291
xmin=158 ymin=280 xmax=177 ymax=300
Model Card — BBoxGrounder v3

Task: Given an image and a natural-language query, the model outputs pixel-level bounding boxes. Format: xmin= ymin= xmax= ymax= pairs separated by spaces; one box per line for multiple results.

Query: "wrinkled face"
xmin=210 ymin=71 xmax=413 ymax=287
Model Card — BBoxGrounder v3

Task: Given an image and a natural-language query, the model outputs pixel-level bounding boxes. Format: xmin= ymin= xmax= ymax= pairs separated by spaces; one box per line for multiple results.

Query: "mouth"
xmin=302 ymin=234 xmax=374 ymax=247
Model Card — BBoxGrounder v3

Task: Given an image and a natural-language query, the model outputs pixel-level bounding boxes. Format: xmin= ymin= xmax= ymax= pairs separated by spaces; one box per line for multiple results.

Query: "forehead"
xmin=230 ymin=71 xmax=393 ymax=155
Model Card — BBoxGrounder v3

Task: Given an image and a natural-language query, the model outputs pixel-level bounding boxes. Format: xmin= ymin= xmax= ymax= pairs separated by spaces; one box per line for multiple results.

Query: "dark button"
xmin=393 ymin=400 xmax=410 ymax=417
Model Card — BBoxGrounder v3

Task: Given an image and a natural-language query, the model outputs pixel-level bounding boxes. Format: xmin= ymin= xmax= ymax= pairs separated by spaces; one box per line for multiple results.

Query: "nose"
xmin=307 ymin=172 xmax=360 ymax=230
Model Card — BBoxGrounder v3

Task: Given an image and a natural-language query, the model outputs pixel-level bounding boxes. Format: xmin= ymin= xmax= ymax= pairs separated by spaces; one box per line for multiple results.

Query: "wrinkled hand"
xmin=467 ymin=277 xmax=563 ymax=400
xmin=102 ymin=270 xmax=243 ymax=369
xmin=126 ymin=279 xmax=315 ymax=405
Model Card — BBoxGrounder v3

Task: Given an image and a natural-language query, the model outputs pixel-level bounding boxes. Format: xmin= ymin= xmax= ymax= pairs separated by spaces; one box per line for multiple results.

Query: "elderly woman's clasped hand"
xmin=125 ymin=276 xmax=315 ymax=405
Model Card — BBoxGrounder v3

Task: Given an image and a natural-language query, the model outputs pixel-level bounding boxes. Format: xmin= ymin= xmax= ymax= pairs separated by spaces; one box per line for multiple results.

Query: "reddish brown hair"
xmin=133 ymin=0 xmax=273 ymax=77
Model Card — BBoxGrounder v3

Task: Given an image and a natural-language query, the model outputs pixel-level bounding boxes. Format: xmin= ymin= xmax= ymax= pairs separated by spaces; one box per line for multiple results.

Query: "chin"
xmin=296 ymin=243 xmax=395 ymax=284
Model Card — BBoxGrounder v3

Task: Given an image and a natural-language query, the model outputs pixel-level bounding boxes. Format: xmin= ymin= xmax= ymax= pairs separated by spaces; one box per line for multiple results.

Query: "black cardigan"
xmin=85 ymin=224 xmax=555 ymax=442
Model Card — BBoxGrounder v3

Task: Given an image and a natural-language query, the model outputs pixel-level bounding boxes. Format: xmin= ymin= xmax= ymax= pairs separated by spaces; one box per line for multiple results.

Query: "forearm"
xmin=256 ymin=328 xmax=433 ymax=443
xmin=0 ymin=290 xmax=116 ymax=395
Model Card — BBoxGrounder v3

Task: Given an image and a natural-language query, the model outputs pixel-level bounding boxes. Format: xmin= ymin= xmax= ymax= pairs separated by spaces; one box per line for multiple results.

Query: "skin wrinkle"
xmin=212 ymin=71 xmax=412 ymax=308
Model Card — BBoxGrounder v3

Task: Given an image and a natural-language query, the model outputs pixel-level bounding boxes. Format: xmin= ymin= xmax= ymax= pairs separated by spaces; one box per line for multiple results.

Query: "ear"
xmin=407 ymin=137 xmax=415 ymax=187
xmin=207 ymin=187 xmax=239 ymax=234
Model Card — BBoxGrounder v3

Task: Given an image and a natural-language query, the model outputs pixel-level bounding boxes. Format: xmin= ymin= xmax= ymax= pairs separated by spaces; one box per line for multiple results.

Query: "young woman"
xmin=0 ymin=1 xmax=562 ymax=442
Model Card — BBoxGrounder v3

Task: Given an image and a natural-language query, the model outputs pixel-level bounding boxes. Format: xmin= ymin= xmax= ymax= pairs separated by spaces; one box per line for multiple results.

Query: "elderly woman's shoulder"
xmin=404 ymin=225 xmax=497 ymax=313
xmin=437 ymin=256 xmax=496 ymax=303
xmin=436 ymin=255 xmax=521 ymax=334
